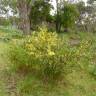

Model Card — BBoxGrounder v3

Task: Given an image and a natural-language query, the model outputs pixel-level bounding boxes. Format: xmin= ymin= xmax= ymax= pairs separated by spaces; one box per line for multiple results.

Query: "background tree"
xmin=17 ymin=0 xmax=31 ymax=35
xmin=0 ymin=0 xmax=32 ymax=34
xmin=55 ymin=0 xmax=63 ymax=32
xmin=55 ymin=0 xmax=79 ymax=32
xmin=29 ymin=0 xmax=52 ymax=30
xmin=76 ymin=0 xmax=96 ymax=32
xmin=0 ymin=0 xmax=52 ymax=34
xmin=61 ymin=3 xmax=79 ymax=32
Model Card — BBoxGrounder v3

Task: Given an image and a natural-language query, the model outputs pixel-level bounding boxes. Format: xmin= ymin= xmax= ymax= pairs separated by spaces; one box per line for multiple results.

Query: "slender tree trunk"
xmin=56 ymin=0 xmax=62 ymax=32
xmin=56 ymin=0 xmax=59 ymax=32
xmin=17 ymin=0 xmax=31 ymax=35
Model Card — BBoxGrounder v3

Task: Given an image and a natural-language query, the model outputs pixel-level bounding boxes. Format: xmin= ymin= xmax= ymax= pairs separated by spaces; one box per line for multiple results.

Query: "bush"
xmin=9 ymin=28 xmax=93 ymax=81
xmin=9 ymin=28 xmax=65 ymax=81
xmin=9 ymin=45 xmax=30 ymax=73
xmin=25 ymin=28 xmax=66 ymax=80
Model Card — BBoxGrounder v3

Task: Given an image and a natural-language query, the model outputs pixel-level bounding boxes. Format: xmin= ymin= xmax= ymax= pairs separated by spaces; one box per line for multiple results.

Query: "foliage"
xmin=29 ymin=0 xmax=52 ymax=29
xmin=0 ymin=18 xmax=11 ymax=26
xmin=61 ymin=3 xmax=79 ymax=30
xmin=8 ymin=28 xmax=95 ymax=82
xmin=0 ymin=26 xmax=23 ymax=42
xmin=9 ymin=28 xmax=65 ymax=81
xmin=0 ymin=29 xmax=96 ymax=96
xmin=55 ymin=1 xmax=79 ymax=32
xmin=8 ymin=45 xmax=29 ymax=72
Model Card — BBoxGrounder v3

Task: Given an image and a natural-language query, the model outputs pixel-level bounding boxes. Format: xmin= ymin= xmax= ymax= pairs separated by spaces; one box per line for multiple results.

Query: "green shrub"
xmin=9 ymin=45 xmax=29 ymax=72
xmin=8 ymin=28 xmax=93 ymax=81
xmin=9 ymin=28 xmax=65 ymax=81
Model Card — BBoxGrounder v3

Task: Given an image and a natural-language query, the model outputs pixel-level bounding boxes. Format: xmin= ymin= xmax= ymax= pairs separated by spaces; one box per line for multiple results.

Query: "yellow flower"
xmin=29 ymin=52 xmax=34 ymax=55
xmin=48 ymin=50 xmax=55 ymax=56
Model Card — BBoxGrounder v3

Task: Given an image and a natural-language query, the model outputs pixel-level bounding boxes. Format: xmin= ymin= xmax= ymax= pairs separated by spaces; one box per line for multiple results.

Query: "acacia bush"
xmin=8 ymin=28 xmax=92 ymax=81
xmin=9 ymin=28 xmax=65 ymax=80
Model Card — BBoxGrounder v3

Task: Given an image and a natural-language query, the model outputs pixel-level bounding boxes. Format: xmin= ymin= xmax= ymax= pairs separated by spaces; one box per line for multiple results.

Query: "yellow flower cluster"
xmin=25 ymin=28 xmax=59 ymax=57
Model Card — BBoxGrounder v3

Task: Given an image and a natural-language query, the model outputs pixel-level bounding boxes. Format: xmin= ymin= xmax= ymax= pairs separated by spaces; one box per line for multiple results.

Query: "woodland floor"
xmin=0 ymin=32 xmax=96 ymax=96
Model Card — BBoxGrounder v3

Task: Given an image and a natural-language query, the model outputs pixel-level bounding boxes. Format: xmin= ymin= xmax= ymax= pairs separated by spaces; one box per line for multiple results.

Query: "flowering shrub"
xmin=9 ymin=28 xmax=64 ymax=80
xmin=8 ymin=28 xmax=93 ymax=81
xmin=25 ymin=28 xmax=59 ymax=57
xmin=25 ymin=28 xmax=64 ymax=80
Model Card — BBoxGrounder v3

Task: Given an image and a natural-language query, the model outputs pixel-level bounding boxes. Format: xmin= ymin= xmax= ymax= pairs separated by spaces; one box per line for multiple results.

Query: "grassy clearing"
xmin=0 ymin=28 xmax=96 ymax=96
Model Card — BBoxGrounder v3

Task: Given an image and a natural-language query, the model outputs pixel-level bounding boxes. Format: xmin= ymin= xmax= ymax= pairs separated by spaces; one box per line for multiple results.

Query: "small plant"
xmin=9 ymin=28 xmax=65 ymax=81
xmin=8 ymin=44 xmax=31 ymax=73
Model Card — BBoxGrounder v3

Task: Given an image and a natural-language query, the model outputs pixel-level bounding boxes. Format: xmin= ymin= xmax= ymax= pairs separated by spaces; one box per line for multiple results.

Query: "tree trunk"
xmin=56 ymin=0 xmax=62 ymax=32
xmin=17 ymin=0 xmax=31 ymax=35
xmin=56 ymin=0 xmax=59 ymax=32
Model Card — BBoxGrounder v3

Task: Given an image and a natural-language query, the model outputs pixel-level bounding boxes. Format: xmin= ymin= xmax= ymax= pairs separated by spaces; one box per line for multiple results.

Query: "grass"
xmin=0 ymin=42 xmax=9 ymax=96
xmin=0 ymin=28 xmax=96 ymax=96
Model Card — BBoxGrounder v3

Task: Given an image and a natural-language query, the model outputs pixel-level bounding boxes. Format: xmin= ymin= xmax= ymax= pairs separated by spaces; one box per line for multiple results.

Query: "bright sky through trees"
xmin=50 ymin=0 xmax=88 ymax=14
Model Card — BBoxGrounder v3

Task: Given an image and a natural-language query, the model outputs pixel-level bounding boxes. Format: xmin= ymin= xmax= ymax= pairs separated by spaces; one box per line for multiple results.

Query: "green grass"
xmin=0 ymin=28 xmax=96 ymax=96
xmin=0 ymin=42 xmax=9 ymax=96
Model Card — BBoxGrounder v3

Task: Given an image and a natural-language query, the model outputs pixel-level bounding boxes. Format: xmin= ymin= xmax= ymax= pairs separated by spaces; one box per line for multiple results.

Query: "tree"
xmin=61 ymin=3 xmax=79 ymax=32
xmin=0 ymin=0 xmax=17 ymax=17
xmin=29 ymin=0 xmax=52 ymax=30
xmin=17 ymin=0 xmax=31 ymax=35
xmin=0 ymin=0 xmax=32 ymax=34
xmin=0 ymin=0 xmax=53 ymax=34
xmin=55 ymin=0 xmax=79 ymax=32
xmin=87 ymin=0 xmax=95 ymax=4
xmin=75 ymin=1 xmax=86 ymax=31
xmin=77 ymin=0 xmax=96 ymax=32
xmin=55 ymin=0 xmax=62 ymax=32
